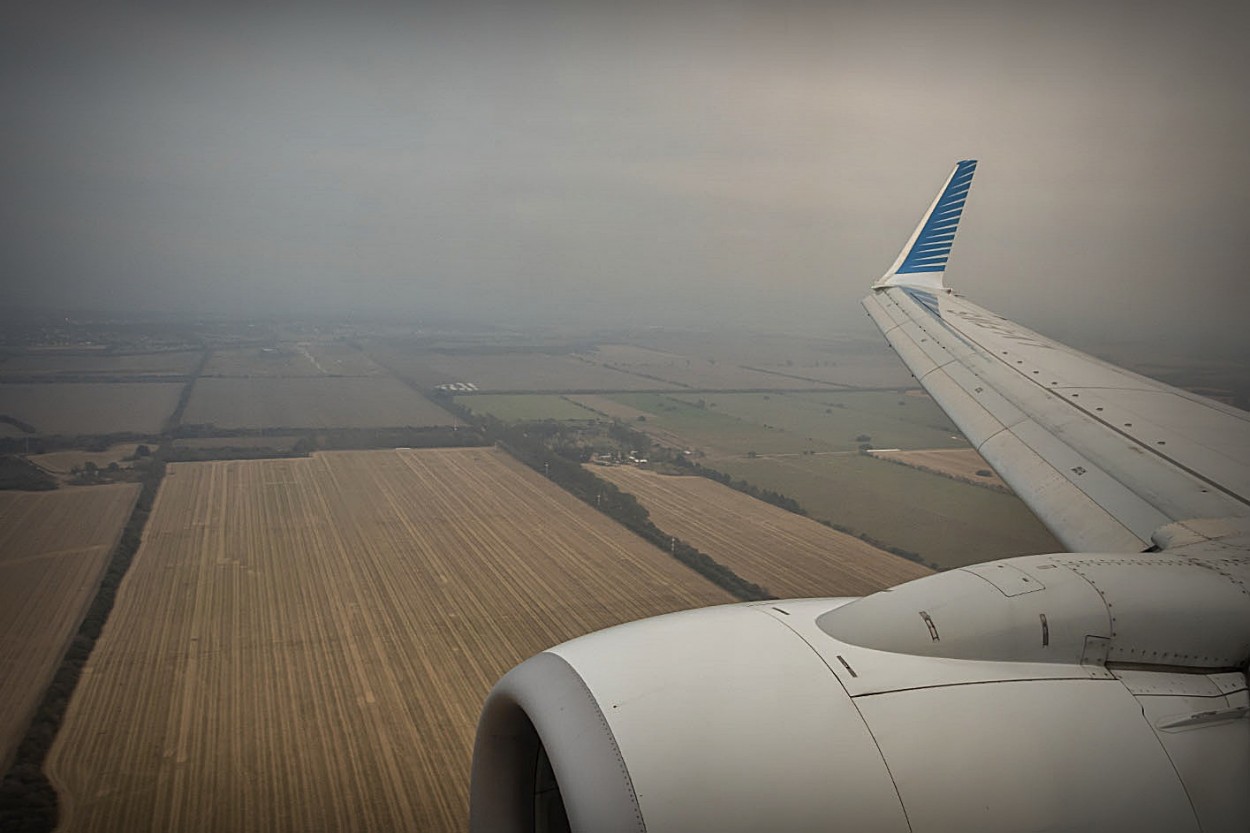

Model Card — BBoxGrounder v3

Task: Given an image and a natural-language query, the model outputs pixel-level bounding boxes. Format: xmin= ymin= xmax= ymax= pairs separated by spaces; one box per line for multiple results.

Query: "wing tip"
xmin=874 ymin=159 xmax=978 ymax=291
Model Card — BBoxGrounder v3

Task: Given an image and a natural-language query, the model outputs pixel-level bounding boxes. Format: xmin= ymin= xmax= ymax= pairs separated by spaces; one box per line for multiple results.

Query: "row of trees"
xmin=0 ymin=453 xmax=166 ymax=832
xmin=436 ymin=400 xmax=773 ymax=602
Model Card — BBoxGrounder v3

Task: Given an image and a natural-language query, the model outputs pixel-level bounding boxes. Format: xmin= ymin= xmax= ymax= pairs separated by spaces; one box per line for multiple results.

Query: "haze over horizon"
xmin=4 ymin=1 xmax=1248 ymax=354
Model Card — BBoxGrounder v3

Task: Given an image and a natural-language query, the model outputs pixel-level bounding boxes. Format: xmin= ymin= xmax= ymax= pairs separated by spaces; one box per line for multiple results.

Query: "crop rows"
xmin=0 ymin=484 xmax=139 ymax=771
xmin=595 ymin=466 xmax=932 ymax=598
xmin=47 ymin=448 xmax=730 ymax=832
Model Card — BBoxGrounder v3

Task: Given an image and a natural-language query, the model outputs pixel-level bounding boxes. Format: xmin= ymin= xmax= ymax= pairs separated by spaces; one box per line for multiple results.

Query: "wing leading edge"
xmin=864 ymin=163 xmax=1250 ymax=553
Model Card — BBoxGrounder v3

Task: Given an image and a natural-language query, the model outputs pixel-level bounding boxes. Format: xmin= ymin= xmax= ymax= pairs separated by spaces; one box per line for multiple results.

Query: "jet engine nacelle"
xmin=471 ymin=552 xmax=1250 ymax=832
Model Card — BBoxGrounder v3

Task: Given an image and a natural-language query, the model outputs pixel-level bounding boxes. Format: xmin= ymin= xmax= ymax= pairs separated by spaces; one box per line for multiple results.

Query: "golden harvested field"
xmin=0 ymin=484 xmax=139 ymax=771
xmin=183 ymin=377 xmax=459 ymax=429
xmin=595 ymin=466 xmax=931 ymax=598
xmin=0 ymin=382 xmax=183 ymax=435
xmin=869 ymin=448 xmax=1010 ymax=491
xmin=48 ymin=448 xmax=731 ymax=833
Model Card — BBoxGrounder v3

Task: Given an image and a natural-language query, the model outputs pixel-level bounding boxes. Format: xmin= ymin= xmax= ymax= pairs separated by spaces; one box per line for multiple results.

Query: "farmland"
xmin=591 ymin=390 xmax=961 ymax=459
xmin=202 ymin=346 xmax=326 ymax=377
xmin=47 ymin=449 xmax=731 ymax=833
xmin=869 ymin=448 xmax=1010 ymax=491
xmin=602 ymin=332 xmax=918 ymax=389
xmin=302 ymin=343 xmax=389 ymax=376
xmin=664 ymin=391 xmax=962 ymax=453
xmin=182 ymin=377 xmax=459 ymax=429
xmin=452 ymin=394 xmax=600 ymax=422
xmin=557 ymin=390 xmax=1061 ymax=566
xmin=0 ymin=351 xmax=201 ymax=380
xmin=27 ymin=444 xmax=144 ymax=478
xmin=0 ymin=484 xmax=139 ymax=772
xmin=603 ymin=393 xmax=824 ymax=456
xmin=0 ymin=383 xmax=183 ymax=436
xmin=586 ymin=344 xmax=829 ymax=390
xmin=595 ymin=466 xmax=931 ymax=598
xmin=172 ymin=435 xmax=301 ymax=451
xmin=374 ymin=348 xmax=674 ymax=391
xmin=715 ymin=454 xmax=1061 ymax=568
xmin=203 ymin=344 xmax=388 ymax=378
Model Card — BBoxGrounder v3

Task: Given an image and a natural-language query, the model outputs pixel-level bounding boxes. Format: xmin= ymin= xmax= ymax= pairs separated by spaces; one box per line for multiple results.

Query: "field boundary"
xmin=0 ymin=459 xmax=166 ymax=832
xmin=434 ymin=397 xmax=773 ymax=601
xmin=867 ymin=449 xmax=1012 ymax=493
xmin=161 ymin=349 xmax=210 ymax=434
xmin=663 ymin=453 xmax=938 ymax=570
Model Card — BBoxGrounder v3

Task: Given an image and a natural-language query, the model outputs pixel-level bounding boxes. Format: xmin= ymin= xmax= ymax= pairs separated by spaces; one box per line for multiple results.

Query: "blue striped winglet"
xmin=895 ymin=159 xmax=977 ymax=274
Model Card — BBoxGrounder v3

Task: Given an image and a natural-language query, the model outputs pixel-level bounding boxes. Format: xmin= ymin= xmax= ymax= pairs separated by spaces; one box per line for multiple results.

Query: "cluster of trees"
xmin=316 ymin=425 xmax=486 ymax=451
xmin=443 ymin=398 xmax=935 ymax=580
xmin=0 ymin=455 xmax=167 ymax=832
xmin=163 ymin=445 xmax=310 ymax=463
xmin=0 ymin=415 xmax=37 ymax=435
xmin=813 ymin=517 xmax=931 ymax=568
xmin=499 ymin=428 xmax=772 ymax=602
xmin=164 ymin=426 xmax=488 ymax=462
xmin=0 ymin=432 xmax=158 ymax=456
xmin=68 ymin=460 xmax=122 ymax=485
xmin=0 ymin=457 xmax=56 ymax=491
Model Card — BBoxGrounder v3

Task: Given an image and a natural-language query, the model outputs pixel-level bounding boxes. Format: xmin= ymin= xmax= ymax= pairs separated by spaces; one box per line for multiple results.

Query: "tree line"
xmin=0 ymin=454 xmax=166 ymax=831
xmin=435 ymin=398 xmax=773 ymax=602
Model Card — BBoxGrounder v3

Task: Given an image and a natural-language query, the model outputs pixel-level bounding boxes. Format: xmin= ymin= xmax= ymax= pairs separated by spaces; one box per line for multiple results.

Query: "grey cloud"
xmin=2 ymin=1 xmax=1248 ymax=351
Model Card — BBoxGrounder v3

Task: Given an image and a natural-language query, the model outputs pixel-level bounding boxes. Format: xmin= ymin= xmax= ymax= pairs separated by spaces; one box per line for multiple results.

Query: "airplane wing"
xmin=863 ymin=161 xmax=1250 ymax=553
xmin=472 ymin=161 xmax=1250 ymax=833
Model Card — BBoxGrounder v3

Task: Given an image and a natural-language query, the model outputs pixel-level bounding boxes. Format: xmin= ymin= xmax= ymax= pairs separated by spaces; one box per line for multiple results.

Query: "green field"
xmin=605 ymin=393 xmax=827 ymax=455
xmin=714 ymin=453 xmax=1060 ymax=569
xmin=372 ymin=348 xmax=670 ymax=392
xmin=0 ymin=350 xmax=202 ymax=379
xmin=606 ymin=390 xmax=962 ymax=458
xmin=453 ymin=395 xmax=601 ymax=422
xmin=183 ymin=378 xmax=458 ymax=430
xmin=669 ymin=391 xmax=963 ymax=452
xmin=0 ymin=382 xmax=183 ymax=436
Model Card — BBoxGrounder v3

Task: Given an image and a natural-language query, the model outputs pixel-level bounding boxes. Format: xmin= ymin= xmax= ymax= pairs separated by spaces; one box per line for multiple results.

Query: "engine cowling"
xmin=471 ymin=552 xmax=1250 ymax=832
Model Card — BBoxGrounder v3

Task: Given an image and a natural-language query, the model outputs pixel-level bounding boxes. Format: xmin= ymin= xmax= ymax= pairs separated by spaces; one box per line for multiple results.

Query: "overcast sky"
xmin=3 ymin=1 xmax=1248 ymax=350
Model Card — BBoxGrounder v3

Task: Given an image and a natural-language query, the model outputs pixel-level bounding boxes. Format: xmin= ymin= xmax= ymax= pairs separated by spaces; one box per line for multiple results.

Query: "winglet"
xmin=874 ymin=160 xmax=977 ymax=291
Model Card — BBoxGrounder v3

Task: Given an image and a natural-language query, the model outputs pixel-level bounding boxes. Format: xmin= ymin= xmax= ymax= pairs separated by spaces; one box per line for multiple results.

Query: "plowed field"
xmin=0 ymin=484 xmax=139 ymax=771
xmin=47 ymin=448 xmax=730 ymax=833
xmin=596 ymin=466 xmax=931 ymax=598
